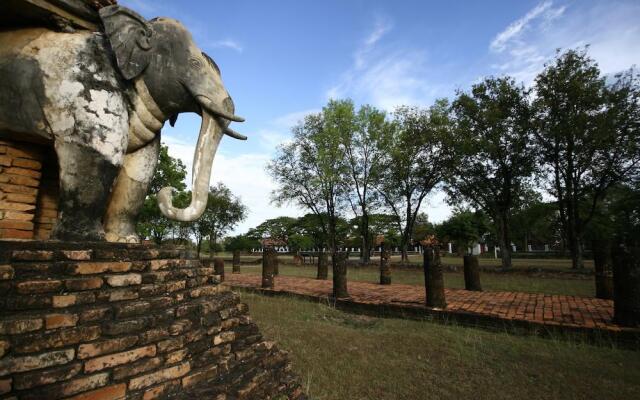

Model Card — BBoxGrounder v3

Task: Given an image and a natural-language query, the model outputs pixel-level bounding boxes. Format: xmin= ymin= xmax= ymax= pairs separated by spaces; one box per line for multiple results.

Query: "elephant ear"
xmin=99 ymin=5 xmax=153 ymax=80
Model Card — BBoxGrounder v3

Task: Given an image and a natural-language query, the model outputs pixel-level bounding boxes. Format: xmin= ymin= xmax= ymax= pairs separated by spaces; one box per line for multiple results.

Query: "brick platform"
xmin=0 ymin=241 xmax=305 ymax=399
xmin=226 ymin=274 xmax=640 ymax=346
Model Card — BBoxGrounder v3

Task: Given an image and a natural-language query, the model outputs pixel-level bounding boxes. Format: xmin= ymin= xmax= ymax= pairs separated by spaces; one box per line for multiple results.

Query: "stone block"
xmin=13 ymin=363 xmax=82 ymax=390
xmin=45 ymin=313 xmax=79 ymax=329
xmin=105 ymin=273 xmax=142 ymax=287
xmin=16 ymin=279 xmax=62 ymax=294
xmin=112 ymin=357 xmax=162 ymax=381
xmin=0 ymin=349 xmax=75 ymax=376
xmin=128 ymin=362 xmax=190 ymax=390
xmin=65 ymin=383 xmax=126 ymax=400
xmin=65 ymin=277 xmax=103 ymax=291
xmin=84 ymin=345 xmax=156 ymax=373
xmin=78 ymin=336 xmax=139 ymax=359
xmin=0 ymin=318 xmax=43 ymax=335
xmin=0 ymin=265 xmax=14 ymax=280
xmin=70 ymin=262 xmax=132 ymax=275
xmin=13 ymin=326 xmax=101 ymax=353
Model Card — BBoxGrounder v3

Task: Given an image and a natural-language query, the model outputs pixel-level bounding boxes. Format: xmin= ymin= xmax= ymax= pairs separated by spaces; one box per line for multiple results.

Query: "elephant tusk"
xmin=224 ymin=127 xmax=247 ymax=140
xmin=196 ymin=95 xmax=245 ymax=122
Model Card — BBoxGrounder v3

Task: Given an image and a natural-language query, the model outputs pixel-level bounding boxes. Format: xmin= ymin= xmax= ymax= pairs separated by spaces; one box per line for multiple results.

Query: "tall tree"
xmin=136 ymin=144 xmax=187 ymax=243
xmin=341 ymin=104 xmax=391 ymax=264
xmin=534 ymin=49 xmax=640 ymax=268
xmin=192 ymin=183 xmax=247 ymax=256
xmin=435 ymin=210 xmax=490 ymax=256
xmin=268 ymin=100 xmax=351 ymax=297
xmin=246 ymin=216 xmax=299 ymax=248
xmin=447 ymin=77 xmax=537 ymax=269
xmin=377 ymin=100 xmax=450 ymax=262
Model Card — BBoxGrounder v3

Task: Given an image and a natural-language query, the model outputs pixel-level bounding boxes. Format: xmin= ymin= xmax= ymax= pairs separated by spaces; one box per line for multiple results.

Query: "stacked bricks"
xmin=0 ymin=141 xmax=44 ymax=240
xmin=33 ymin=149 xmax=59 ymax=240
xmin=0 ymin=241 xmax=305 ymax=399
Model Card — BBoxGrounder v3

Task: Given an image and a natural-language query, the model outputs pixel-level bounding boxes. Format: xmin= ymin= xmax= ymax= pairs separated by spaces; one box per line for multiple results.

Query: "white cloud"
xmin=488 ymin=1 xmax=640 ymax=85
xmin=489 ymin=1 xmax=559 ymax=53
xmin=209 ymin=39 xmax=244 ymax=53
xmin=328 ymin=17 xmax=445 ymax=111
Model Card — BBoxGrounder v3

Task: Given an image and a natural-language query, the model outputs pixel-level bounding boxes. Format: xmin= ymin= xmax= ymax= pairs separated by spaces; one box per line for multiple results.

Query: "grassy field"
xmin=227 ymin=264 xmax=596 ymax=297
xmin=241 ymin=291 xmax=639 ymax=400
xmin=217 ymin=253 xmax=595 ymax=272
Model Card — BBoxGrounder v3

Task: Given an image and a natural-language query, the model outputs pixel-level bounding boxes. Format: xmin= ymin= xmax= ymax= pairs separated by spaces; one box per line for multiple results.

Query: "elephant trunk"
xmin=157 ymin=110 xmax=221 ymax=221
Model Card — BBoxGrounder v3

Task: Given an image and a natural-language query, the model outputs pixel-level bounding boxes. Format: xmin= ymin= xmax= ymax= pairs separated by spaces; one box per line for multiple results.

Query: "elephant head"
xmin=99 ymin=5 xmax=245 ymax=221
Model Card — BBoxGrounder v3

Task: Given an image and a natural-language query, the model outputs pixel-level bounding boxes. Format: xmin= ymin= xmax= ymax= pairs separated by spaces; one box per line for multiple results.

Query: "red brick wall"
xmin=0 ymin=242 xmax=304 ymax=399
xmin=0 ymin=141 xmax=43 ymax=240
xmin=0 ymin=140 xmax=59 ymax=241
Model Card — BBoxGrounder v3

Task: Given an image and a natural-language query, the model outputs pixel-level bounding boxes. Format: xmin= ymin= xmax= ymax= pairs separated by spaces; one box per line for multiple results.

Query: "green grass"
xmin=217 ymin=253 xmax=595 ymax=272
xmin=241 ymin=291 xmax=639 ymax=400
xmin=228 ymin=264 xmax=596 ymax=297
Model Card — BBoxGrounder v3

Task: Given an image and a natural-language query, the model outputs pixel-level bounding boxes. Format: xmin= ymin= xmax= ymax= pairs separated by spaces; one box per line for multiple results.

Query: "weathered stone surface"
xmin=0 ymin=318 xmax=43 ymax=335
xmin=84 ymin=345 xmax=156 ymax=373
xmin=0 ymin=265 xmax=14 ymax=280
xmin=16 ymin=279 xmax=62 ymax=294
xmin=0 ymin=241 xmax=304 ymax=399
xmin=45 ymin=313 xmax=79 ymax=329
xmin=13 ymin=326 xmax=101 ymax=353
xmin=65 ymin=277 xmax=103 ymax=291
xmin=0 ymin=349 xmax=75 ymax=376
xmin=78 ymin=336 xmax=139 ymax=359
xmin=20 ymin=372 xmax=109 ymax=400
xmin=13 ymin=363 xmax=82 ymax=390
xmin=66 ymin=383 xmax=127 ymax=400
xmin=105 ymin=273 xmax=142 ymax=287
xmin=113 ymin=357 xmax=163 ymax=381
xmin=128 ymin=362 xmax=190 ymax=390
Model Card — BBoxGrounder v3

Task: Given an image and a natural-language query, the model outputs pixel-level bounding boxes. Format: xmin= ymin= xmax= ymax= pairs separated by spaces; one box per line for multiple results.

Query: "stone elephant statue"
xmin=0 ymin=5 xmax=245 ymax=242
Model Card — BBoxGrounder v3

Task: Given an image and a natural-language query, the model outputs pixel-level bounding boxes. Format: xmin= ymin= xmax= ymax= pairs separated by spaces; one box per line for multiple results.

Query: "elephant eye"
xmin=189 ymin=58 xmax=203 ymax=70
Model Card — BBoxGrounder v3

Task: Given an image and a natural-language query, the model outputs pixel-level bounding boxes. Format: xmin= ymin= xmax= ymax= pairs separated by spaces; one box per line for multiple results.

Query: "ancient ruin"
xmin=0 ymin=1 xmax=304 ymax=398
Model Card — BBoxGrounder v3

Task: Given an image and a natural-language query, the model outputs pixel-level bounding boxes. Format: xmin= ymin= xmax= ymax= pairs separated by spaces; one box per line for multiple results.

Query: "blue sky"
xmin=120 ymin=0 xmax=640 ymax=234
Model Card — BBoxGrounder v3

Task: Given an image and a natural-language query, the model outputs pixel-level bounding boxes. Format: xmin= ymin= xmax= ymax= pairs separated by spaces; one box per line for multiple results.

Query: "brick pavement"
xmin=225 ymin=274 xmax=639 ymax=336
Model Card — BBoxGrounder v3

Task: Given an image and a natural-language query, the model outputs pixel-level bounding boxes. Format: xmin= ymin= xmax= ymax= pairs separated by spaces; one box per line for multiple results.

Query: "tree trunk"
xmin=232 ymin=250 xmax=241 ymax=274
xmin=423 ymin=245 xmax=446 ymax=308
xmin=261 ymin=247 xmax=276 ymax=289
xmin=332 ymin=251 xmax=349 ymax=299
xmin=379 ymin=243 xmax=391 ymax=285
xmin=400 ymin=242 xmax=409 ymax=263
xmin=316 ymin=250 xmax=328 ymax=280
xmin=498 ymin=215 xmax=513 ymax=269
xmin=463 ymin=254 xmax=482 ymax=291
xmin=569 ymin=235 xmax=584 ymax=269
xmin=196 ymin=238 xmax=202 ymax=258
xmin=213 ymin=257 xmax=225 ymax=282
xmin=360 ymin=213 xmax=370 ymax=264
xmin=611 ymin=245 xmax=640 ymax=327
xmin=592 ymin=240 xmax=614 ymax=300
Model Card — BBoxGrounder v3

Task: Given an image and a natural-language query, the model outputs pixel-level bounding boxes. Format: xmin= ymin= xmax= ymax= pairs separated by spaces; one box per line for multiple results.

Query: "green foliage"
xmin=510 ymin=199 xmax=559 ymax=250
xmin=137 ymin=144 xmax=188 ymax=243
xmin=435 ymin=210 xmax=490 ymax=253
xmin=341 ymin=104 xmax=392 ymax=260
xmin=447 ymin=76 xmax=537 ymax=268
xmin=268 ymin=100 xmax=352 ymax=253
xmin=534 ymin=48 xmax=640 ymax=267
xmin=191 ymin=182 xmax=247 ymax=252
xmin=246 ymin=216 xmax=299 ymax=243
xmin=150 ymin=144 xmax=187 ymax=193
xmin=225 ymin=234 xmax=260 ymax=252
xmin=377 ymin=100 xmax=451 ymax=259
